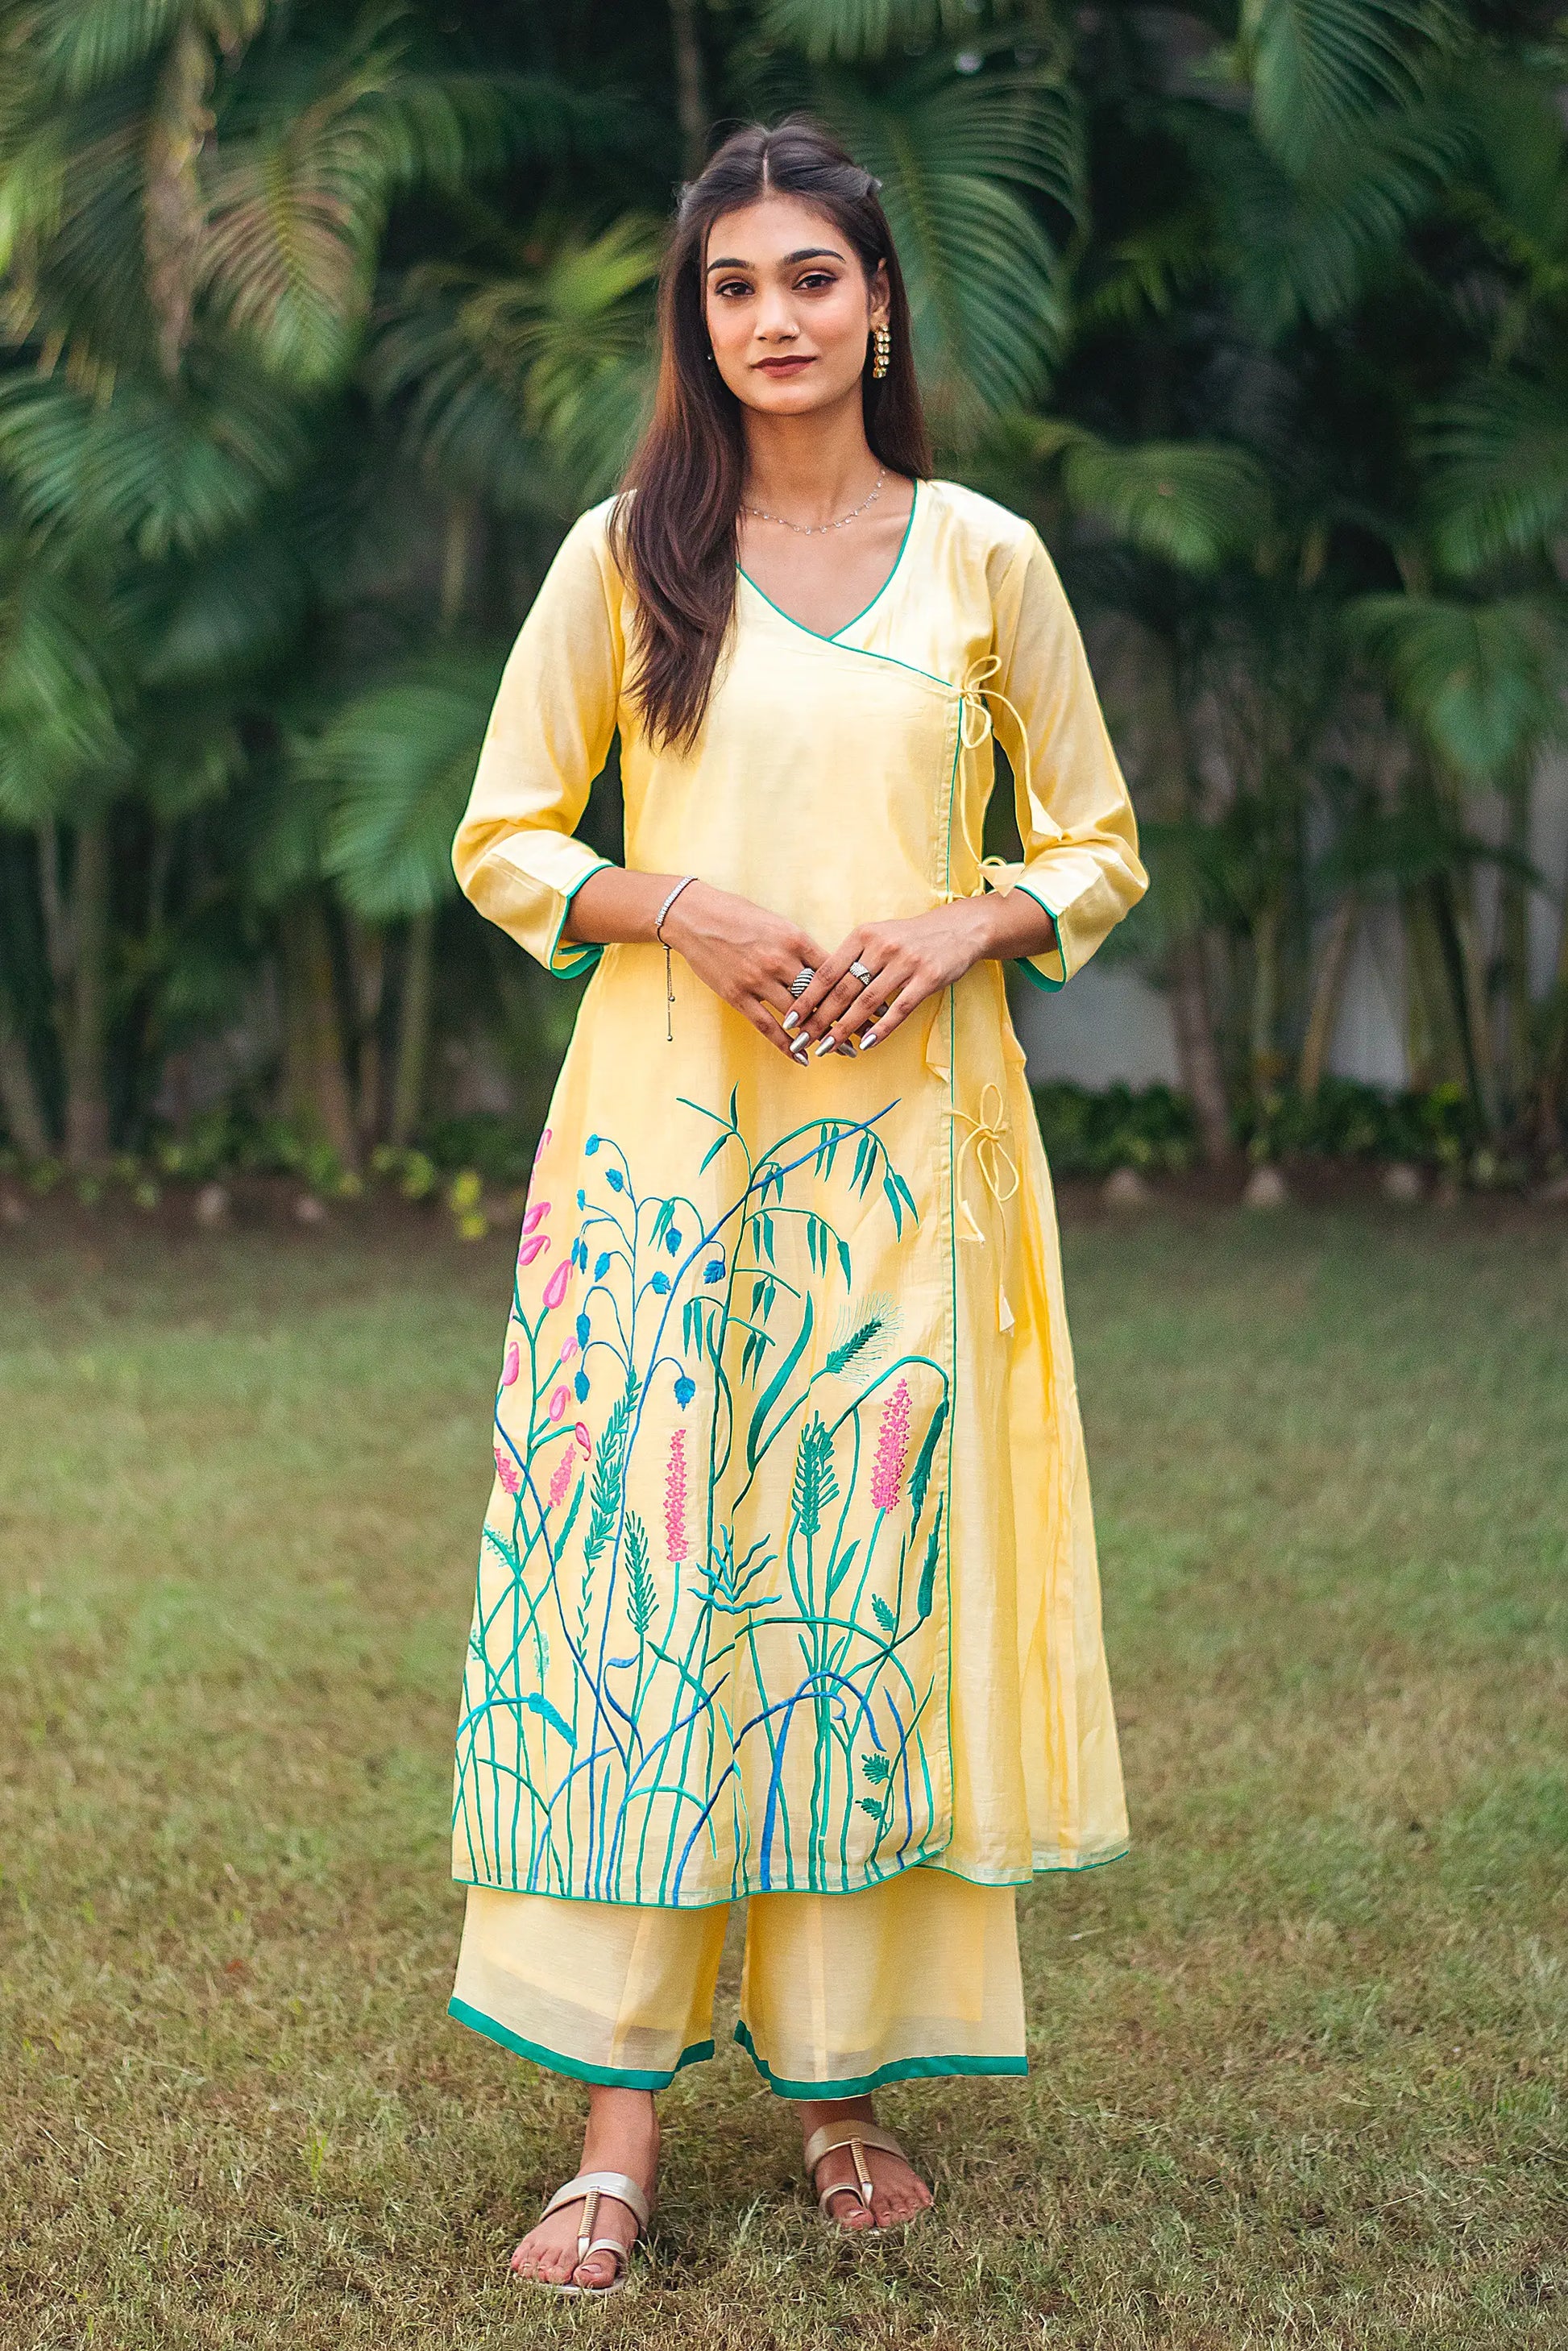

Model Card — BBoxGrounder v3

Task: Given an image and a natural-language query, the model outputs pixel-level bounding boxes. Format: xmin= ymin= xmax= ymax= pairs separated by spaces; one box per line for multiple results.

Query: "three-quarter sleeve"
xmin=450 ymin=504 xmax=623 ymax=978
xmin=986 ymin=523 xmax=1148 ymax=991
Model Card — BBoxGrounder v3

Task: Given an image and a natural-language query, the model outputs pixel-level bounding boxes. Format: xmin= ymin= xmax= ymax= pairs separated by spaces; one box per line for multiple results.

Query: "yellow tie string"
xmin=944 ymin=1080 xmax=1020 ymax=1246
xmin=941 ymin=652 xmax=1037 ymax=903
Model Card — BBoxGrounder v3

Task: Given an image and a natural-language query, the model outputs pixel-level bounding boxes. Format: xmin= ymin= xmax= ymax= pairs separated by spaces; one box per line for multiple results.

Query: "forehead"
xmin=703 ymin=192 xmax=853 ymax=269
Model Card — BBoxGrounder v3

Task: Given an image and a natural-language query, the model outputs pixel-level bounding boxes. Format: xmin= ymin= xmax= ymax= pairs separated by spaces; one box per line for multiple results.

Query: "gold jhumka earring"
xmin=870 ymin=324 xmax=890 ymax=379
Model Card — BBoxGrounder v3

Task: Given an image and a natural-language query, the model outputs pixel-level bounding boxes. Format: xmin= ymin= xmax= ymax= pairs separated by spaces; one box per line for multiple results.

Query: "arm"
xmin=791 ymin=523 xmax=1147 ymax=1052
xmin=451 ymin=507 xmax=826 ymax=1061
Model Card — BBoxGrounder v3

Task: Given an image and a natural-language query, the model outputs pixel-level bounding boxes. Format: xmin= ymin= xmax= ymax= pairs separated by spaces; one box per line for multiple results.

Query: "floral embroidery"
xmin=454 ymin=1088 xmax=952 ymax=1905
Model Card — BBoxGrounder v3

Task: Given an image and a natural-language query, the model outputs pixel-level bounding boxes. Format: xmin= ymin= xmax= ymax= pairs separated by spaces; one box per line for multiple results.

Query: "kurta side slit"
xmin=444 ymin=476 xmax=1147 ymax=2084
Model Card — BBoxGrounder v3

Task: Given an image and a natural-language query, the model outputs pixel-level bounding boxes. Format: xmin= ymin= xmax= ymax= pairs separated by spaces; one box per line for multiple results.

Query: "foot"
xmin=799 ymin=2094 xmax=933 ymax=2231
xmin=509 ymin=2085 xmax=658 ymax=2291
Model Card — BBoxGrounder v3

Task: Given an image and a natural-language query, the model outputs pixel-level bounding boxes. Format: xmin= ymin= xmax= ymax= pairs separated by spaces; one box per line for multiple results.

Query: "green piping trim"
xmin=732 ymin=2017 xmax=1027 ymax=2100
xmin=448 ymin=1996 xmax=714 ymax=2088
xmin=543 ymin=856 xmax=616 ymax=979
xmin=1008 ymin=879 xmax=1066 ymax=993
xmin=736 ymin=479 xmax=920 ymax=645
xmin=451 ymin=1841 xmax=1130 ymax=1907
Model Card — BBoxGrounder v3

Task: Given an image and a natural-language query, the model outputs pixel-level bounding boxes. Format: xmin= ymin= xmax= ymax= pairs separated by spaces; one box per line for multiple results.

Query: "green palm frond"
xmin=367 ymin=274 xmax=562 ymax=512
xmin=23 ymin=0 xmax=264 ymax=102
xmin=0 ymin=551 xmax=130 ymax=817
xmin=1345 ymin=592 xmax=1568 ymax=778
xmin=371 ymin=220 xmax=662 ymax=508
xmin=305 ymin=646 xmax=504 ymax=918
xmin=1234 ymin=0 xmax=1458 ymax=181
xmin=1168 ymin=92 xmax=1469 ymax=337
xmin=200 ymin=16 xmax=584 ymax=389
xmin=818 ymin=61 xmax=1082 ymax=437
xmin=135 ymin=526 xmax=313 ymax=685
xmin=761 ymin=0 xmax=1018 ymax=62
xmin=1026 ymin=420 xmax=1272 ymax=570
xmin=1421 ymin=375 xmax=1568 ymax=576
xmin=0 ymin=351 xmax=309 ymax=555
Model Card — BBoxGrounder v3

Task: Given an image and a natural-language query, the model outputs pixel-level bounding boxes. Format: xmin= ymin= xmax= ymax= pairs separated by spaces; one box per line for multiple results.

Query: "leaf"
xmin=522 ymin=1690 xmax=575 ymax=1745
xmin=1345 ymin=592 xmax=1568 ymax=777
xmin=748 ymin=1292 xmax=814 ymax=1474
xmin=815 ymin=57 xmax=1082 ymax=441
xmin=1028 ymin=420 xmax=1272 ymax=570
xmin=915 ymin=1495 xmax=943 ymax=1622
xmin=306 ymin=646 xmax=507 ymax=918
xmin=907 ymin=1395 xmax=948 ymax=1532
xmin=869 ymin=1591 xmax=896 ymax=1633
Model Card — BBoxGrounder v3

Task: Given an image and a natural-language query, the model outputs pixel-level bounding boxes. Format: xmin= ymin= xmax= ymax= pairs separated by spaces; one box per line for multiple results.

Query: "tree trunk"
xmin=389 ymin=909 xmax=433 ymax=1147
xmin=668 ymin=0 xmax=709 ymax=178
xmin=1498 ymin=773 xmax=1533 ymax=1125
xmin=346 ymin=914 xmax=386 ymax=1147
xmin=1167 ymin=935 xmax=1232 ymax=1164
xmin=0 ymin=986 xmax=49 ymax=1159
xmin=1299 ymin=893 xmax=1359 ymax=1098
xmin=144 ymin=23 xmax=214 ymax=381
xmin=63 ymin=817 xmax=112 ymax=1168
xmin=280 ymin=892 xmax=358 ymax=1167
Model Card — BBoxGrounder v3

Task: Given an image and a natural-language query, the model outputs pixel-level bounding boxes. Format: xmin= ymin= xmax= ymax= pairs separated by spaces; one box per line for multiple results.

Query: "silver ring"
xmin=848 ymin=960 xmax=873 ymax=985
xmin=789 ymin=967 xmax=815 ymax=998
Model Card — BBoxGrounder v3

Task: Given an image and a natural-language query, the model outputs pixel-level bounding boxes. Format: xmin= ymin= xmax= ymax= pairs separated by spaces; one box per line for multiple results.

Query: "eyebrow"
xmin=704 ymin=247 xmax=846 ymax=272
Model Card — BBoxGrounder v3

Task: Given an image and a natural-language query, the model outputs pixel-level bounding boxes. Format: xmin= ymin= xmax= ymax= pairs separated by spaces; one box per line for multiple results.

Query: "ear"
xmin=868 ymin=257 xmax=891 ymax=327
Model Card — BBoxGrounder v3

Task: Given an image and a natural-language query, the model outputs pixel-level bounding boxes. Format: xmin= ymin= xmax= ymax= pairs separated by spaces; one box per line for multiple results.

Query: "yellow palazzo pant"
xmin=450 ymin=1864 xmax=1027 ymax=2097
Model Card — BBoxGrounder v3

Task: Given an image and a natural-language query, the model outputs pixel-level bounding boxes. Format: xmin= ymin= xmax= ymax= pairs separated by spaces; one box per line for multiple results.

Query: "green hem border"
xmin=543 ymin=857 xmax=616 ymax=979
xmin=1008 ymin=880 xmax=1066 ymax=993
xmin=732 ymin=2017 xmax=1027 ymax=2100
xmin=448 ymin=1996 xmax=713 ymax=2088
xmin=449 ymin=1843 xmax=1132 ymax=1907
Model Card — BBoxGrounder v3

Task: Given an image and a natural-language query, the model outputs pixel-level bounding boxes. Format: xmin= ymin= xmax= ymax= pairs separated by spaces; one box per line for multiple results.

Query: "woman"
xmin=446 ymin=114 xmax=1147 ymax=2295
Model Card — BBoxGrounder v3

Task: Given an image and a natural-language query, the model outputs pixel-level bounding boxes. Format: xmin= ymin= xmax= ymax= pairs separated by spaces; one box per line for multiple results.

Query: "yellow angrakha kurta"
xmin=449 ymin=474 xmax=1147 ymax=1914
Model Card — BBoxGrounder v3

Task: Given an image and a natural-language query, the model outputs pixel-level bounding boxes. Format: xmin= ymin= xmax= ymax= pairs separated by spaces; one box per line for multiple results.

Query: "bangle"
xmin=653 ymin=873 xmax=698 ymax=940
xmin=654 ymin=874 xmax=699 ymax=1042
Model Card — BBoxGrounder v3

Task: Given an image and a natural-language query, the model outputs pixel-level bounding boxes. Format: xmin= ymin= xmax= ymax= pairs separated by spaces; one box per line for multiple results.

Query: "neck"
xmin=740 ymin=392 xmax=882 ymax=525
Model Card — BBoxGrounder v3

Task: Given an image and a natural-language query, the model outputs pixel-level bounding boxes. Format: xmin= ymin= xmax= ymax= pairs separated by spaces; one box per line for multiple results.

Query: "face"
xmin=702 ymin=193 xmax=890 ymax=416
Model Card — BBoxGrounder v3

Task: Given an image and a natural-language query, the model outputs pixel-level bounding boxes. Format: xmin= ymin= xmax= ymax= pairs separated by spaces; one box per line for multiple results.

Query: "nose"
xmin=753 ymin=286 xmax=799 ymax=343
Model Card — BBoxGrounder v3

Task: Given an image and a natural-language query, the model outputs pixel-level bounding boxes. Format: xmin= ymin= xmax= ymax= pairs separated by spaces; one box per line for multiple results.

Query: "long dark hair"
xmin=608 ymin=114 xmax=932 ymax=754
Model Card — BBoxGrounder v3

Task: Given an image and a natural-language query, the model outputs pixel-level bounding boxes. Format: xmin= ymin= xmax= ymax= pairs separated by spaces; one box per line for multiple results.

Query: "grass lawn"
xmin=1 ymin=1196 xmax=1564 ymax=2349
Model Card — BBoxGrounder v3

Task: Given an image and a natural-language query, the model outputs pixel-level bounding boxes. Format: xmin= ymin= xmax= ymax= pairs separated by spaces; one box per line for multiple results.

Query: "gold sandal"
xmin=522 ymin=2167 xmax=651 ymax=2296
xmin=803 ymin=2118 xmax=921 ymax=2231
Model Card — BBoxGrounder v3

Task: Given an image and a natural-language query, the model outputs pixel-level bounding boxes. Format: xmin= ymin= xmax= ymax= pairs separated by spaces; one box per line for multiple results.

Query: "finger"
xmin=788 ymin=938 xmax=869 ymax=1031
xmin=807 ymin=969 xmax=893 ymax=1055
xmin=851 ymin=972 xmax=931 ymax=1051
xmin=747 ymin=995 xmax=812 ymax=1063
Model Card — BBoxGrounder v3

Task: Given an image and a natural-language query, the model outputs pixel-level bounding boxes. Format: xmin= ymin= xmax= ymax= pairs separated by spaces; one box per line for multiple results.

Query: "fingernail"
xmin=858 ymin=1032 xmax=879 ymax=1050
xmin=836 ymin=1042 xmax=857 ymax=1057
xmin=813 ymin=1035 xmax=836 ymax=1057
xmin=782 ymin=1010 xmax=799 ymax=1030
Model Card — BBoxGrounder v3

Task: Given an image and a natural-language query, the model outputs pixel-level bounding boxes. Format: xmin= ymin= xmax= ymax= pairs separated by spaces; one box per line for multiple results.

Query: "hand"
xmin=786 ymin=902 xmax=1001 ymax=1055
xmin=660 ymin=881 xmax=829 ymax=1064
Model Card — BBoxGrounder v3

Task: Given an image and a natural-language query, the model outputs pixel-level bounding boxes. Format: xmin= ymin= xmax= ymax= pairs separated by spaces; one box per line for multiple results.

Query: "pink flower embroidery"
xmin=575 ymin=1422 xmax=592 ymax=1456
xmin=547 ymin=1385 xmax=569 ymax=1422
xmin=517 ymin=1232 xmax=550 ymax=1267
xmin=523 ymin=1201 xmax=550 ymax=1233
xmin=665 ymin=1428 xmax=688 ymax=1565
xmin=548 ymin=1451 xmax=574 ymax=1507
xmin=870 ymin=1379 xmax=912 ymax=1513
xmin=559 ymin=1336 xmax=579 ymax=1363
xmin=541 ymin=1258 xmax=571 ymax=1312
xmin=501 ymin=1341 xmax=521 ymax=1387
xmin=494 ymin=1446 xmax=521 ymax=1497
xmin=533 ymin=1126 xmax=552 ymax=1165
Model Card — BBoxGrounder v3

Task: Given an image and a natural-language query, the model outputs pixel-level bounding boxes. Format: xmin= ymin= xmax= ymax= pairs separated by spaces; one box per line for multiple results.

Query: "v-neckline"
xmin=736 ymin=476 xmax=921 ymax=645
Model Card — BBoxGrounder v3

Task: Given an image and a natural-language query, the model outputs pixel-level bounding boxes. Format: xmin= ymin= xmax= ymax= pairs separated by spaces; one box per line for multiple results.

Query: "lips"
xmin=757 ymin=357 xmax=813 ymax=373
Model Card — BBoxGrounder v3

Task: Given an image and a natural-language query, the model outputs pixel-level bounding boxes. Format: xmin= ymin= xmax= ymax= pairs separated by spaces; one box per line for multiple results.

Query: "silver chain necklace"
xmin=741 ymin=466 xmax=886 ymax=535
